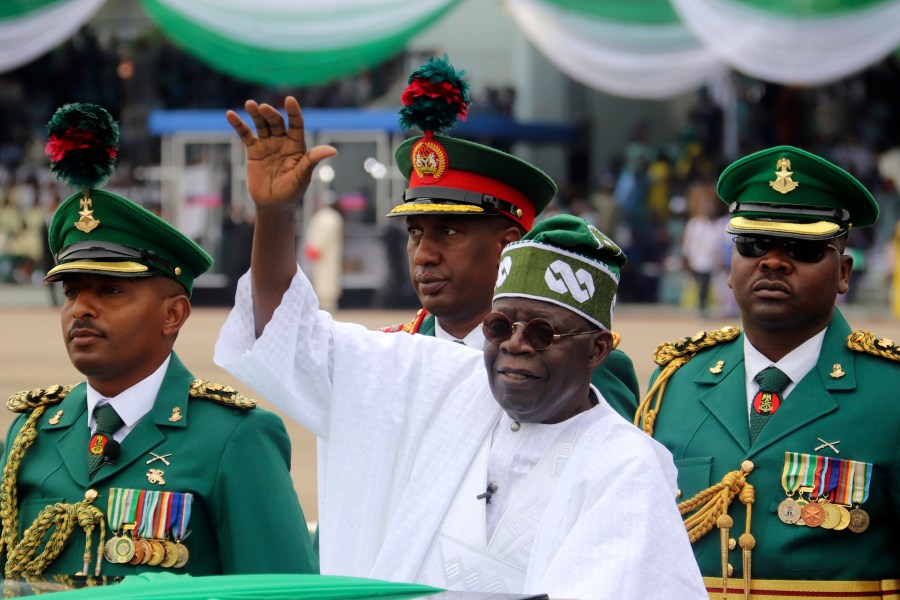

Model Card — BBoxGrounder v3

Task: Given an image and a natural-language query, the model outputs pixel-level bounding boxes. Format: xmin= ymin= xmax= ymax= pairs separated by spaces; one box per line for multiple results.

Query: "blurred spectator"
xmin=680 ymin=181 xmax=724 ymax=318
xmin=303 ymin=195 xmax=344 ymax=313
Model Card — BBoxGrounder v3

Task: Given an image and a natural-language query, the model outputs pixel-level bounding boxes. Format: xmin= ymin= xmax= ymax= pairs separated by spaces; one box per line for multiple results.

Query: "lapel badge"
xmin=146 ymin=452 xmax=172 ymax=466
xmin=147 ymin=469 xmax=166 ymax=485
xmin=48 ymin=409 xmax=64 ymax=425
xmin=814 ymin=437 xmax=840 ymax=454
xmin=830 ymin=363 xmax=845 ymax=378
xmin=709 ymin=360 xmax=725 ymax=374
xmin=168 ymin=407 xmax=183 ymax=422
xmin=769 ymin=157 xmax=799 ymax=194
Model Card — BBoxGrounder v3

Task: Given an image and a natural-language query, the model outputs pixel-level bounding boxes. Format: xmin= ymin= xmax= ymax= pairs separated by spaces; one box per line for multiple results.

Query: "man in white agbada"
xmin=215 ymin=96 xmax=706 ymax=600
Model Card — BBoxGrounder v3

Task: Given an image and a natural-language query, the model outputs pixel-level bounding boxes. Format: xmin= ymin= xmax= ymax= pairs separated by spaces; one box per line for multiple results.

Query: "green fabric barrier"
xmin=51 ymin=573 xmax=444 ymax=599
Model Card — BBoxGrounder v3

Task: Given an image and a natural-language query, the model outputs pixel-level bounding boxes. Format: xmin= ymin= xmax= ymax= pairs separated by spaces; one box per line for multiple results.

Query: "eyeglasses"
xmin=733 ymin=236 xmax=840 ymax=263
xmin=482 ymin=312 xmax=599 ymax=351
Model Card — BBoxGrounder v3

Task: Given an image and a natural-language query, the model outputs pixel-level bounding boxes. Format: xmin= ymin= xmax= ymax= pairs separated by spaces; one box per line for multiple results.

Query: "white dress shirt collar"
xmin=743 ymin=328 xmax=826 ymax=417
xmin=434 ymin=318 xmax=486 ymax=350
xmin=85 ymin=354 xmax=171 ymax=442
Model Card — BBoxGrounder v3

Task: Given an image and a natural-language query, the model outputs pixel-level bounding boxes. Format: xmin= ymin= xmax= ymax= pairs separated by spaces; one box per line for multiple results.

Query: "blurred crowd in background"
xmin=2 ymin=27 xmax=900 ymax=317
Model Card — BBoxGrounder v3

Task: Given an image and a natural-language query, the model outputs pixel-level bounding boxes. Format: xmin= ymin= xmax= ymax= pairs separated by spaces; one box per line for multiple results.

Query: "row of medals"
xmin=104 ymin=530 xmax=189 ymax=568
xmin=777 ymin=496 xmax=869 ymax=533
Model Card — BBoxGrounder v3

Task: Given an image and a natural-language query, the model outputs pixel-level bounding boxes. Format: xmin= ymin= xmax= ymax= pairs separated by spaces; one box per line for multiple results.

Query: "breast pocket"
xmin=674 ymin=456 xmax=713 ymax=500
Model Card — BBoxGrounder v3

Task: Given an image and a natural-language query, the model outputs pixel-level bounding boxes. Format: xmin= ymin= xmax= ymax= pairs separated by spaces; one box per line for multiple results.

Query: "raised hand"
xmin=227 ymin=96 xmax=337 ymax=207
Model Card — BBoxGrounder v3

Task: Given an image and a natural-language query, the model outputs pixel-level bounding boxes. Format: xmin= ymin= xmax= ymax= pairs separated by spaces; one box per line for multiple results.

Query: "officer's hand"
xmin=226 ymin=96 xmax=337 ymax=207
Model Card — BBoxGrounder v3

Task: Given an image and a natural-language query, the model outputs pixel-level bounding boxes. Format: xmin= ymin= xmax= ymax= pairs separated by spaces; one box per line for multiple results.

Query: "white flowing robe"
xmin=215 ymin=270 xmax=706 ymax=600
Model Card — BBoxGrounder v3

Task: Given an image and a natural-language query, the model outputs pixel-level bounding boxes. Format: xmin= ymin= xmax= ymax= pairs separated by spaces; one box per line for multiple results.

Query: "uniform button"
xmin=728 ymin=538 xmax=736 ymax=551
xmin=741 ymin=460 xmax=754 ymax=473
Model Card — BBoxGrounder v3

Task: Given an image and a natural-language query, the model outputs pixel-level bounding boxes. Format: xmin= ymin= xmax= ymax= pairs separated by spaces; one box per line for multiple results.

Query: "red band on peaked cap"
xmin=407 ymin=169 xmax=537 ymax=230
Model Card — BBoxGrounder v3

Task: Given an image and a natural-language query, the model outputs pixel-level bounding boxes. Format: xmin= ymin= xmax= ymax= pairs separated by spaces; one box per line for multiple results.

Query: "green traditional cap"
xmin=45 ymin=189 xmax=212 ymax=295
xmin=718 ymin=145 xmax=878 ymax=240
xmin=43 ymin=102 xmax=211 ymax=295
xmin=493 ymin=215 xmax=627 ymax=330
xmin=387 ymin=55 xmax=555 ymax=231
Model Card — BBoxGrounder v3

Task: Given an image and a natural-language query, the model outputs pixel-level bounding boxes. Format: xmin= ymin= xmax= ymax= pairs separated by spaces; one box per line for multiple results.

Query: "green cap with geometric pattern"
xmin=43 ymin=103 xmax=211 ymax=296
xmin=493 ymin=215 xmax=627 ymax=330
xmin=717 ymin=145 xmax=879 ymax=240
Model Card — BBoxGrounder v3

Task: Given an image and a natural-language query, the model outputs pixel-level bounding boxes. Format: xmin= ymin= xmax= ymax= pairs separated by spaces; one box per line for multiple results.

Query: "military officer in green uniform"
xmin=379 ymin=56 xmax=640 ymax=419
xmin=0 ymin=104 xmax=317 ymax=578
xmin=637 ymin=146 xmax=899 ymax=598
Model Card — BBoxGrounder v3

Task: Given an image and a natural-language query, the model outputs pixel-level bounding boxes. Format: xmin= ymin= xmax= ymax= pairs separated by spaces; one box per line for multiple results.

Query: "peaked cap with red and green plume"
xmin=44 ymin=103 xmax=211 ymax=296
xmin=389 ymin=55 xmax=555 ymax=231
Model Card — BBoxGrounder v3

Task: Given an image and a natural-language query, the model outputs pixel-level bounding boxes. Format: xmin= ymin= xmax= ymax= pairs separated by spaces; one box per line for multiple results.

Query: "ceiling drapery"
xmin=506 ymin=0 xmax=730 ymax=99
xmin=0 ymin=0 xmax=105 ymax=74
xmin=139 ymin=0 xmax=464 ymax=86
xmin=1 ymin=0 xmax=899 ymax=97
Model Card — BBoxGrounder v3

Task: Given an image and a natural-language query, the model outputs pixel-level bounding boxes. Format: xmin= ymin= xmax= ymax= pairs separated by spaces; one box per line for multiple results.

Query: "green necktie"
xmin=749 ymin=366 xmax=791 ymax=445
xmin=88 ymin=404 xmax=124 ymax=478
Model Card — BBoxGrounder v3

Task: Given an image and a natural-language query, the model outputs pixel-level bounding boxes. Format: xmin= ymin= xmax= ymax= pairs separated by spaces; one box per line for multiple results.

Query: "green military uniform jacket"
xmin=649 ymin=310 xmax=899 ymax=582
xmin=412 ymin=311 xmax=640 ymax=419
xmin=0 ymin=353 xmax=317 ymax=576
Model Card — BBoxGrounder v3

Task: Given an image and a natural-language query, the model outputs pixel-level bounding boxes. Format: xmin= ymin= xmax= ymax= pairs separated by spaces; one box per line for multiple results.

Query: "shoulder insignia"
xmin=652 ymin=326 xmax=741 ymax=366
xmin=847 ymin=330 xmax=900 ymax=363
xmin=379 ymin=308 xmax=427 ymax=335
xmin=7 ymin=385 xmax=74 ymax=413
xmin=189 ymin=380 xmax=256 ymax=410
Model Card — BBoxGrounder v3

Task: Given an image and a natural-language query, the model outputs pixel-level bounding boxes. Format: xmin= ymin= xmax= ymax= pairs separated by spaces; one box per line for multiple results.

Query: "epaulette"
xmin=7 ymin=385 xmax=73 ymax=413
xmin=379 ymin=308 xmax=427 ymax=334
xmin=188 ymin=380 xmax=256 ymax=409
xmin=653 ymin=326 xmax=741 ymax=367
xmin=846 ymin=330 xmax=900 ymax=363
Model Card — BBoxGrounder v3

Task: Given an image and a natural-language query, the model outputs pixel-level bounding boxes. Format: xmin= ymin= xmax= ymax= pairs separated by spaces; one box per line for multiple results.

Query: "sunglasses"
xmin=482 ymin=312 xmax=599 ymax=351
xmin=733 ymin=236 xmax=839 ymax=263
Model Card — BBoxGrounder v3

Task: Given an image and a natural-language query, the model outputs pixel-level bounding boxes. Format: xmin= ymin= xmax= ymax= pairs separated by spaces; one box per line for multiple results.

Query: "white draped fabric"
xmin=671 ymin=0 xmax=900 ymax=86
xmin=0 ymin=0 xmax=105 ymax=73
xmin=506 ymin=0 xmax=729 ymax=99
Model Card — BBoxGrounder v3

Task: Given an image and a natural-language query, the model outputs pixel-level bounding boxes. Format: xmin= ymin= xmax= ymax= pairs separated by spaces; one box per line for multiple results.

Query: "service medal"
xmin=819 ymin=502 xmax=841 ymax=530
xmin=847 ymin=507 xmax=870 ymax=533
xmin=147 ymin=540 xmax=166 ymax=566
xmin=800 ymin=501 xmax=825 ymax=527
xmin=834 ymin=505 xmax=851 ymax=531
xmin=111 ymin=536 xmax=135 ymax=563
xmin=128 ymin=539 xmax=145 ymax=566
xmin=161 ymin=541 xmax=179 ymax=568
xmin=777 ymin=497 xmax=801 ymax=524
xmin=173 ymin=543 xmax=190 ymax=568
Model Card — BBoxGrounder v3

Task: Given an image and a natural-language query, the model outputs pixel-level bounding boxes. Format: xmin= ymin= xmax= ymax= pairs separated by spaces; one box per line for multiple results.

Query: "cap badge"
xmin=74 ymin=195 xmax=101 ymax=233
xmin=769 ymin=157 xmax=799 ymax=195
xmin=411 ymin=137 xmax=448 ymax=183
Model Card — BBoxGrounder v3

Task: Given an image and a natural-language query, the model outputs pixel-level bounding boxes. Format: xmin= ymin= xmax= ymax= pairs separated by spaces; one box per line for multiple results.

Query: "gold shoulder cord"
xmin=634 ymin=326 xmax=741 ymax=436
xmin=1 ymin=386 xmax=107 ymax=578
xmin=847 ymin=330 xmax=900 ymax=362
xmin=188 ymin=380 xmax=256 ymax=410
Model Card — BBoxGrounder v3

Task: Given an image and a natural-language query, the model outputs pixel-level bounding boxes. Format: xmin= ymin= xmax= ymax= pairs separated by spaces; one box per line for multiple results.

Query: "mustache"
xmin=751 ymin=273 xmax=791 ymax=292
xmin=68 ymin=319 xmax=104 ymax=339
